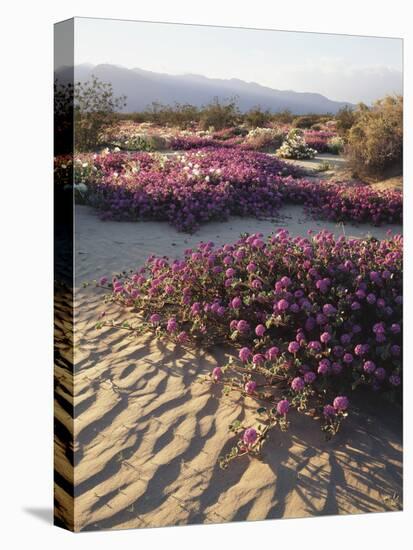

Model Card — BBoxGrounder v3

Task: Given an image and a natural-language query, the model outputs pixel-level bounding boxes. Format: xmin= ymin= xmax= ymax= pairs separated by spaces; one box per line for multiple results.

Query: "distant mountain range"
xmin=56 ymin=63 xmax=353 ymax=114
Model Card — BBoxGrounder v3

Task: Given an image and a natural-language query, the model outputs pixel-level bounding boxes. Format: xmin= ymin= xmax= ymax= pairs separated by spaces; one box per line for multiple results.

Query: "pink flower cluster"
xmin=104 ymin=229 xmax=402 ymax=445
xmin=282 ymin=178 xmax=402 ymax=225
xmin=56 ymin=148 xmax=402 ymax=231
xmin=170 ymin=135 xmax=243 ymax=150
xmin=64 ymin=148 xmax=301 ymax=231
xmin=303 ymin=130 xmax=337 ymax=153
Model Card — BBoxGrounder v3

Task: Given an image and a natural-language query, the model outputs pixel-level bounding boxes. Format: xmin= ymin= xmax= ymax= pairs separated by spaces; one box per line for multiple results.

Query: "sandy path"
xmin=54 ymin=205 xmax=402 ymax=531
xmin=282 ymin=153 xmax=347 ymax=175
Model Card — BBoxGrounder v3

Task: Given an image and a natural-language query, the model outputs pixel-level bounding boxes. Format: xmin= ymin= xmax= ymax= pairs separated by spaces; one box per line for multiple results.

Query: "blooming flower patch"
xmin=61 ymin=148 xmax=302 ymax=231
xmin=55 ymin=146 xmax=402 ymax=231
xmin=97 ymin=121 xmax=244 ymax=152
xmin=95 ymin=229 xmax=402 ymax=467
xmin=302 ymin=130 xmax=340 ymax=154
xmin=281 ymin=178 xmax=402 ymax=225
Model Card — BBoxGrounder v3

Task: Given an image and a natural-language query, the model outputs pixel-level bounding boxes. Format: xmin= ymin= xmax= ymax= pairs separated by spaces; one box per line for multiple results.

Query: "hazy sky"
xmin=74 ymin=17 xmax=402 ymax=104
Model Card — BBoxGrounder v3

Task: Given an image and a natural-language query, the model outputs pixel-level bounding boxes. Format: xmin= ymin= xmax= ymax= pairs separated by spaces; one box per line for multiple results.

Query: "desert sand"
xmin=54 ymin=203 xmax=402 ymax=531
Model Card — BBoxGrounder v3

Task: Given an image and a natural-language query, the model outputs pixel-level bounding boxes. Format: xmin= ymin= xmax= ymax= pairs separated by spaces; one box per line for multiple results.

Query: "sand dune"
xmin=54 ymin=205 xmax=402 ymax=531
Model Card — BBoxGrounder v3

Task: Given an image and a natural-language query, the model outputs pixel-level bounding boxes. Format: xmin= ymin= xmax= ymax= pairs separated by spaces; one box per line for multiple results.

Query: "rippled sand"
xmin=54 ymin=205 xmax=402 ymax=531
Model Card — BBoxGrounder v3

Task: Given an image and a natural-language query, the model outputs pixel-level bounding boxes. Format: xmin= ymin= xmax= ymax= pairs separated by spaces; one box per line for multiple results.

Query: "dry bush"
xmin=335 ymin=105 xmax=357 ymax=136
xmin=346 ymin=95 xmax=403 ymax=177
xmin=245 ymin=106 xmax=272 ymax=128
xmin=199 ymin=97 xmax=240 ymax=130
xmin=292 ymin=114 xmax=331 ymax=129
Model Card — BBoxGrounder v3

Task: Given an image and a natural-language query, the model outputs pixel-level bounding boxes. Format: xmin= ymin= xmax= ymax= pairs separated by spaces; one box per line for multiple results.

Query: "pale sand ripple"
xmin=54 ymin=205 xmax=403 ymax=530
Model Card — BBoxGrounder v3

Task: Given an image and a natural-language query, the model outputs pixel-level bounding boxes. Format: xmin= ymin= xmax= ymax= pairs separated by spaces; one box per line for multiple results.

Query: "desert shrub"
xmin=96 ymin=230 xmax=402 ymax=467
xmin=114 ymin=112 xmax=147 ymax=123
xmin=200 ymin=97 xmax=241 ymax=130
xmin=335 ymin=105 xmax=357 ymax=136
xmin=314 ymin=160 xmax=333 ymax=172
xmin=270 ymin=110 xmax=294 ymax=124
xmin=244 ymin=127 xmax=285 ymax=151
xmin=119 ymin=134 xmax=154 ymax=151
xmin=245 ymin=106 xmax=272 ymax=128
xmin=115 ymin=133 xmax=169 ymax=152
xmin=142 ymin=102 xmax=200 ymax=128
xmin=292 ymin=114 xmax=331 ymax=129
xmin=327 ymin=136 xmax=345 ymax=155
xmin=74 ymin=76 xmax=126 ymax=152
xmin=277 ymin=129 xmax=317 ymax=159
xmin=346 ymin=95 xmax=403 ymax=177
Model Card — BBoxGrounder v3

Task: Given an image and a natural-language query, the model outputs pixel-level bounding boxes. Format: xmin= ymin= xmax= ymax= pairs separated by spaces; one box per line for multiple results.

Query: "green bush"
xmin=74 ymin=76 xmax=126 ymax=151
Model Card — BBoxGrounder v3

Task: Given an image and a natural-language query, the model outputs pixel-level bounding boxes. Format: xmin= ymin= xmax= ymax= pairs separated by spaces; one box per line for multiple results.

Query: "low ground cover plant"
xmin=282 ymin=178 xmax=402 ymax=225
xmin=55 ymin=147 xmax=402 ymax=230
xmin=56 ymin=148 xmax=301 ymax=231
xmin=95 ymin=229 xmax=402 ymax=467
